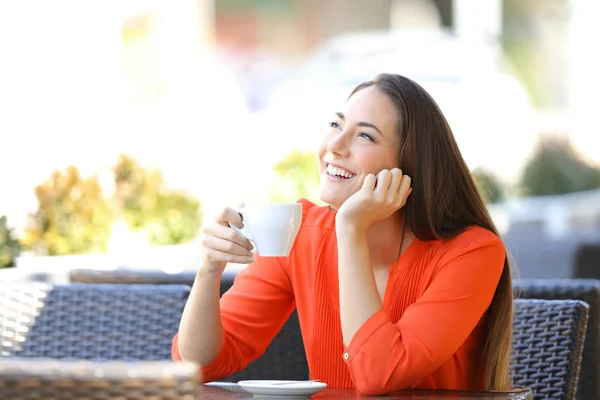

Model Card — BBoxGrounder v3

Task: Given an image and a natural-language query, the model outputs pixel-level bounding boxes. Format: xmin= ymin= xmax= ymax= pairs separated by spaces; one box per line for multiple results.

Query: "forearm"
xmin=177 ymin=267 xmax=224 ymax=365
xmin=336 ymin=223 xmax=383 ymax=346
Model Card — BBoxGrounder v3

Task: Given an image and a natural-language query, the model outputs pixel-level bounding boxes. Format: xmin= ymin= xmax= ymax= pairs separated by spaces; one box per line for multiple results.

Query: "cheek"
xmin=355 ymin=150 xmax=398 ymax=174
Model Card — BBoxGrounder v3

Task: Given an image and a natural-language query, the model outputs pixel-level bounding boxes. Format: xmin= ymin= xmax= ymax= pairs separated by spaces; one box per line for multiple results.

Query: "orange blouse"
xmin=172 ymin=199 xmax=505 ymax=395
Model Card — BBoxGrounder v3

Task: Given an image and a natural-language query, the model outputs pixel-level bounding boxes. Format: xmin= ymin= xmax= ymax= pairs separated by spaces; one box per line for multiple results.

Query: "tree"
xmin=271 ymin=150 xmax=321 ymax=203
xmin=23 ymin=166 xmax=113 ymax=255
xmin=520 ymin=135 xmax=600 ymax=196
xmin=472 ymin=168 xmax=505 ymax=204
xmin=113 ymin=154 xmax=202 ymax=246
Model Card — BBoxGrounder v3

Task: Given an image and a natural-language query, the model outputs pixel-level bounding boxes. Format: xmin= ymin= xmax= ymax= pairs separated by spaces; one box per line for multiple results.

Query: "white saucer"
xmin=237 ymin=380 xmax=327 ymax=398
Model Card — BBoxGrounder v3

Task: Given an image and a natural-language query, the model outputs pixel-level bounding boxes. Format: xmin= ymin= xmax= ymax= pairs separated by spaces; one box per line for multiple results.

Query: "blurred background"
xmin=0 ymin=0 xmax=599 ymax=281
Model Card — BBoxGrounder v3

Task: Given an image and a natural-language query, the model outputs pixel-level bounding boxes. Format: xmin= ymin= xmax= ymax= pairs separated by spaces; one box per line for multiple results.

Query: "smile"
xmin=326 ymin=164 xmax=357 ymax=179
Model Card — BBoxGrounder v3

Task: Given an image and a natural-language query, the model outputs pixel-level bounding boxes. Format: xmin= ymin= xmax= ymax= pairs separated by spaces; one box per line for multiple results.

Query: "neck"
xmin=366 ymin=212 xmax=410 ymax=266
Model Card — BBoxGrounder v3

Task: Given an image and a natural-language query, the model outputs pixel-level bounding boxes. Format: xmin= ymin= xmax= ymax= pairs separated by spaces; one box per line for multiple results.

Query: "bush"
xmin=0 ymin=216 xmax=21 ymax=268
xmin=22 ymin=167 xmax=113 ymax=255
xmin=23 ymin=155 xmax=203 ymax=255
xmin=520 ymin=135 xmax=600 ymax=196
xmin=113 ymin=154 xmax=202 ymax=246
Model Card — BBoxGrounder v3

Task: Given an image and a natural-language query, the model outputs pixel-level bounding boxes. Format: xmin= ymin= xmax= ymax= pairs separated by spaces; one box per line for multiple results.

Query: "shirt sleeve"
xmin=342 ymin=231 xmax=506 ymax=395
xmin=171 ymin=254 xmax=295 ymax=382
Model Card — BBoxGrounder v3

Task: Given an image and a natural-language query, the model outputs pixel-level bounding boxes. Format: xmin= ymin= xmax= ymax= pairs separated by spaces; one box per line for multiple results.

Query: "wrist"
xmin=335 ymin=220 xmax=367 ymax=242
xmin=335 ymin=215 xmax=366 ymax=232
xmin=198 ymin=258 xmax=225 ymax=280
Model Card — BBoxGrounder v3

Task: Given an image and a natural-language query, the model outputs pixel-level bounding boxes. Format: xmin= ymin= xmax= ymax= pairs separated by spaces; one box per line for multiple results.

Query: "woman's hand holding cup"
xmin=200 ymin=206 xmax=255 ymax=276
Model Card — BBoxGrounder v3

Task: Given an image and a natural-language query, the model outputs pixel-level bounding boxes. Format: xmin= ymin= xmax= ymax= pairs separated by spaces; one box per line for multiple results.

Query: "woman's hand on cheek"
xmin=336 ymin=168 xmax=412 ymax=230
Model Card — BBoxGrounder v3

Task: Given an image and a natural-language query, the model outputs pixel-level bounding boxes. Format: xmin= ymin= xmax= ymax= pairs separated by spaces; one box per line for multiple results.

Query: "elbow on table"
xmin=173 ymin=335 xmax=209 ymax=367
xmin=352 ymin=374 xmax=410 ymax=396
xmin=175 ymin=345 xmax=201 ymax=366
xmin=355 ymin=382 xmax=406 ymax=396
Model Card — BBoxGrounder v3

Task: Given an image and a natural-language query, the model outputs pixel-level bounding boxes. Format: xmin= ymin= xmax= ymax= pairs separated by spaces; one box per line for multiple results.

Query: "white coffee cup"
xmin=233 ymin=203 xmax=302 ymax=257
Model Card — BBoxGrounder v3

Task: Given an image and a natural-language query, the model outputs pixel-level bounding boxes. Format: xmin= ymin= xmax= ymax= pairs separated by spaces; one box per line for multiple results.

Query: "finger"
xmin=397 ymin=175 xmax=412 ymax=206
xmin=202 ymin=234 xmax=254 ymax=257
xmin=374 ymin=169 xmax=392 ymax=200
xmin=361 ymin=174 xmax=377 ymax=192
xmin=387 ymin=168 xmax=403 ymax=202
xmin=204 ymin=222 xmax=254 ymax=251
xmin=216 ymin=207 xmax=244 ymax=228
xmin=204 ymin=248 xmax=255 ymax=264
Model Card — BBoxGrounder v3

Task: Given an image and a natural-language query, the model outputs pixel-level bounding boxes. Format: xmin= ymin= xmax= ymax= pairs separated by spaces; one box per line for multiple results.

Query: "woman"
xmin=173 ymin=73 xmax=513 ymax=395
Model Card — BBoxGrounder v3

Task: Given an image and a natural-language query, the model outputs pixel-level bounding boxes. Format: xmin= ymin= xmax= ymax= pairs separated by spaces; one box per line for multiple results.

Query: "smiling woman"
xmin=172 ymin=73 xmax=513 ymax=396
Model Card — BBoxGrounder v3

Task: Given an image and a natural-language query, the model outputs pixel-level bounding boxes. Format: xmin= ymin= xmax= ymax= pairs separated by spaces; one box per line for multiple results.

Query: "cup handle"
xmin=231 ymin=208 xmax=253 ymax=241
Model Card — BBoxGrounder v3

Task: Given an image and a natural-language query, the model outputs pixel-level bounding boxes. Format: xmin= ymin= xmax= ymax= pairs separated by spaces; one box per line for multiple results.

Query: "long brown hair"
xmin=351 ymin=73 xmax=513 ymax=391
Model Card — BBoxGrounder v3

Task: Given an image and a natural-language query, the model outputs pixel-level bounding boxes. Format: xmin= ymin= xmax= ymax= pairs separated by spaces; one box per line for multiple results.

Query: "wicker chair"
xmin=69 ymin=268 xmax=199 ymax=285
xmin=0 ymin=359 xmax=200 ymax=399
xmin=69 ymin=269 xmax=310 ymax=381
xmin=512 ymin=299 xmax=589 ymax=400
xmin=0 ymin=283 xmax=190 ymax=360
xmin=513 ymin=279 xmax=600 ymax=400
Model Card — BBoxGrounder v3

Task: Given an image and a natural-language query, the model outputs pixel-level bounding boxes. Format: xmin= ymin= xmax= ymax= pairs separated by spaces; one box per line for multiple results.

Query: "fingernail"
xmin=247 ymin=256 xmax=254 ymax=263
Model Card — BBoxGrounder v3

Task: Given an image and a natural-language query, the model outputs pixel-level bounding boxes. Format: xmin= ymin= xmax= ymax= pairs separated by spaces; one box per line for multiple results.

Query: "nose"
xmin=326 ymin=131 xmax=350 ymax=157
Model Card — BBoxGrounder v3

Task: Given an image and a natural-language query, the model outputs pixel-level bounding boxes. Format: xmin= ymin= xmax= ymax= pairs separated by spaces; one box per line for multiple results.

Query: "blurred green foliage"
xmin=23 ymin=166 xmax=113 ymax=255
xmin=472 ymin=167 xmax=506 ymax=204
xmin=113 ymin=154 xmax=202 ymax=246
xmin=270 ymin=150 xmax=321 ymax=203
xmin=24 ymin=155 xmax=202 ymax=256
xmin=520 ymin=135 xmax=600 ymax=196
xmin=0 ymin=216 xmax=21 ymax=268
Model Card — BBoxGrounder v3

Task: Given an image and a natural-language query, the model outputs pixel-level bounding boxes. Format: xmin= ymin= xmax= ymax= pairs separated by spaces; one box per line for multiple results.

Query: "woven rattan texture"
xmin=0 ymin=283 xmax=190 ymax=360
xmin=512 ymin=299 xmax=589 ymax=400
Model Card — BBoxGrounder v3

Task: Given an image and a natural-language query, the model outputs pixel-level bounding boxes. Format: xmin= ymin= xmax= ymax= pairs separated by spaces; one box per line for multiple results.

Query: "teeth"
xmin=326 ymin=164 xmax=356 ymax=179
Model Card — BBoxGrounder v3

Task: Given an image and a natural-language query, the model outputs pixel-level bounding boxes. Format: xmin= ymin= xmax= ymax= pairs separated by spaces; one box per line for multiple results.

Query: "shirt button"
xmin=343 ymin=352 xmax=349 ymax=360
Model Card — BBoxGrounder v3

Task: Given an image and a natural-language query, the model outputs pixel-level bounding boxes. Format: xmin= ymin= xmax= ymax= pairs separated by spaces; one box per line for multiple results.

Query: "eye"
xmin=359 ymin=132 xmax=375 ymax=142
xmin=328 ymin=121 xmax=341 ymax=130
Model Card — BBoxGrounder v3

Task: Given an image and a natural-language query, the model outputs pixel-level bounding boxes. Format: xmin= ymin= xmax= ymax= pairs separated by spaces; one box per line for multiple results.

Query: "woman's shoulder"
xmin=453 ymin=225 xmax=501 ymax=244
xmin=435 ymin=226 xmax=504 ymax=258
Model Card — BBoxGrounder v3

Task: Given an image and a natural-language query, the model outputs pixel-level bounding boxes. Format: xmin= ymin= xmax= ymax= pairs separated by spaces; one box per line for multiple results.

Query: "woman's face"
xmin=318 ymin=86 xmax=401 ymax=210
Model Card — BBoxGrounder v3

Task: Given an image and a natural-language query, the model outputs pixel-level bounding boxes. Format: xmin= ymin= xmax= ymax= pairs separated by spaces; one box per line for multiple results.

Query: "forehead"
xmin=343 ymin=86 xmax=399 ymax=134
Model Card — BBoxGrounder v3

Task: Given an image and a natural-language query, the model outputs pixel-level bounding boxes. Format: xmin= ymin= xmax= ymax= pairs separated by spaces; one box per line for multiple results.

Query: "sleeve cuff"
xmin=343 ymin=308 xmax=391 ymax=363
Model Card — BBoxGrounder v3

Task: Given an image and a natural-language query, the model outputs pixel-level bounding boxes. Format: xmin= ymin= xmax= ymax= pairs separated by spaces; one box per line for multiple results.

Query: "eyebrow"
xmin=335 ymin=112 xmax=383 ymax=137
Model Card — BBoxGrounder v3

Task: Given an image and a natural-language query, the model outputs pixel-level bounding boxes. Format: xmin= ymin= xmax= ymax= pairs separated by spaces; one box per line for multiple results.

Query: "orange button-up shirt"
xmin=172 ymin=199 xmax=505 ymax=394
